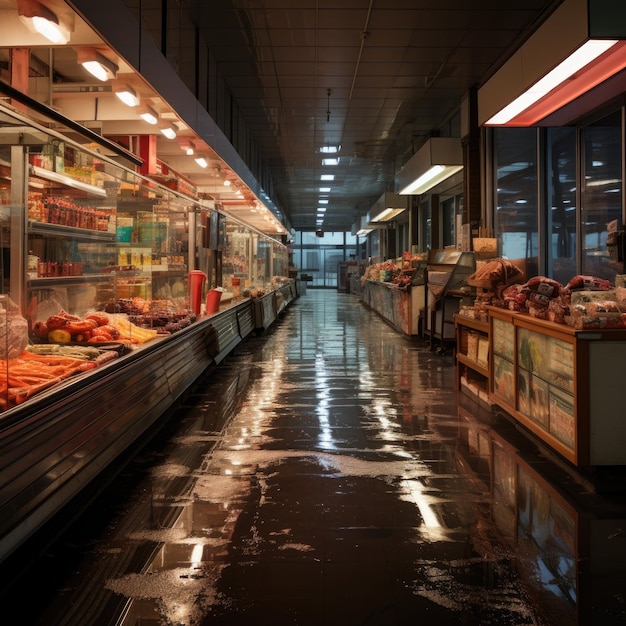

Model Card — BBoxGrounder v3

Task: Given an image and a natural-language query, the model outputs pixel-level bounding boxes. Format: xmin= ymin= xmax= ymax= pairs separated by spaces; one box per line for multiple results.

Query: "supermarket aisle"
xmin=5 ymin=290 xmax=626 ymax=625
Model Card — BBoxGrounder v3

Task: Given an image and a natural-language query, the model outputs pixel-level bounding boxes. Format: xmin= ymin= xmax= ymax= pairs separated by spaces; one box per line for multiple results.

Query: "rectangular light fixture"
xmin=368 ymin=192 xmax=407 ymax=223
xmin=17 ymin=0 xmax=69 ymax=44
xmin=114 ymin=84 xmax=139 ymax=107
xmin=159 ymin=123 xmax=177 ymax=140
xmin=139 ymin=106 xmax=159 ymax=125
xmin=195 ymin=154 xmax=208 ymax=168
xmin=76 ymin=48 xmax=118 ymax=82
xmin=322 ymin=158 xmax=339 ymax=166
xmin=479 ymin=0 xmax=626 ymax=127
xmin=486 ymin=39 xmax=626 ymax=125
xmin=320 ymin=174 xmax=334 ymax=181
xmin=320 ymin=145 xmax=340 ymax=153
xmin=319 ymin=187 xmax=331 ymax=193
xmin=395 ymin=138 xmax=463 ymax=195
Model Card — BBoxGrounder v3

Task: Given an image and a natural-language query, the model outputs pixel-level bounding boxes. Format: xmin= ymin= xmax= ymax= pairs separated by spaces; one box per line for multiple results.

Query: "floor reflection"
xmin=4 ymin=290 xmax=626 ymax=626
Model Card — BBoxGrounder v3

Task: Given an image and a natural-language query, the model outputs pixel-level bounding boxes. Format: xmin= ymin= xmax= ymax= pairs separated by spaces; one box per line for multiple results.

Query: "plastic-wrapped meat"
xmin=501 ymin=284 xmax=527 ymax=311
xmin=565 ymin=275 xmax=614 ymax=292
xmin=525 ymin=276 xmax=563 ymax=309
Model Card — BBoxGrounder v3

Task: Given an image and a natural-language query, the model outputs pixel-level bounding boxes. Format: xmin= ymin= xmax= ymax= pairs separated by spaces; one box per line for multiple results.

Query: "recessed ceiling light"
xmin=318 ymin=199 xmax=329 ymax=204
xmin=195 ymin=155 xmax=208 ymax=168
xmin=320 ymin=145 xmax=340 ymax=153
xmin=322 ymin=158 xmax=339 ymax=166
xmin=319 ymin=187 xmax=331 ymax=193
xmin=320 ymin=174 xmax=335 ymax=181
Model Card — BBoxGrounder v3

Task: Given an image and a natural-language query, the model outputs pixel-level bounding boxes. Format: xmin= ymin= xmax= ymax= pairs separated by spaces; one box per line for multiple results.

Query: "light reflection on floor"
xmin=7 ymin=290 xmax=626 ymax=626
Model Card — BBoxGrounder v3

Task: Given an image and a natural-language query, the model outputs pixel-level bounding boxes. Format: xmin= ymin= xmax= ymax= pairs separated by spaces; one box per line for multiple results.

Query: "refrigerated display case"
xmin=0 ymin=100 xmax=294 ymax=565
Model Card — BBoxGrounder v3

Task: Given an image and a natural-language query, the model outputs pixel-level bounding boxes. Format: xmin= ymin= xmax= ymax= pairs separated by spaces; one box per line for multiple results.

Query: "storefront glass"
xmin=494 ymin=128 xmax=539 ymax=274
xmin=580 ymin=111 xmax=622 ymax=281
xmin=546 ymin=127 xmax=577 ymax=284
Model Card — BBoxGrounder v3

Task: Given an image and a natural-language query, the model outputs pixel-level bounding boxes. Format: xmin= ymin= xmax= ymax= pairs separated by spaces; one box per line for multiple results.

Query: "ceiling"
xmin=1 ymin=0 xmax=562 ymax=235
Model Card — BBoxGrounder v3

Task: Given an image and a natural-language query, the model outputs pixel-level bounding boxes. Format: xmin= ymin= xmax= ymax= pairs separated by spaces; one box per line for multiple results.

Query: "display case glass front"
xmin=0 ymin=101 xmax=290 ymax=411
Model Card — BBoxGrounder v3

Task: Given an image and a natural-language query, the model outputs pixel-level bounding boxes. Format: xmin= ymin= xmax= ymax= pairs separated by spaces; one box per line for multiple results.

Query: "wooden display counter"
xmin=487 ymin=306 xmax=626 ymax=467
xmin=454 ymin=313 xmax=493 ymax=408
xmin=361 ymin=280 xmax=424 ymax=336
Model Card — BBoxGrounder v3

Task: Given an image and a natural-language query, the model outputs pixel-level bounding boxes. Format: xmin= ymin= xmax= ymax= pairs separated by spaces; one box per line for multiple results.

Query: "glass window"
xmin=494 ymin=128 xmax=539 ymax=275
xmin=580 ymin=111 xmax=622 ymax=282
xmin=546 ymin=127 xmax=577 ymax=284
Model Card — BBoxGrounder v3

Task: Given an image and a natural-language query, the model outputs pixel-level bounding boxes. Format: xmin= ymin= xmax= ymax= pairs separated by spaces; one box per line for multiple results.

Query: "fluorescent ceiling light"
xmin=114 ymin=85 xmax=139 ymax=107
xmin=356 ymin=228 xmax=373 ymax=236
xmin=159 ymin=123 xmax=177 ymax=140
xmin=318 ymin=199 xmax=329 ymax=204
xmin=195 ymin=154 xmax=208 ymax=168
xmin=322 ymin=158 xmax=339 ymax=166
xmin=320 ymin=174 xmax=334 ymax=181
xmin=320 ymin=145 xmax=340 ymax=153
xmin=139 ymin=106 xmax=158 ymax=125
xmin=368 ymin=192 xmax=407 ymax=222
xmin=319 ymin=187 xmax=331 ymax=193
xmin=18 ymin=1 xmax=69 ymax=44
xmin=396 ymin=137 xmax=463 ymax=195
xmin=76 ymin=48 xmax=118 ymax=82
xmin=486 ymin=39 xmax=620 ymax=125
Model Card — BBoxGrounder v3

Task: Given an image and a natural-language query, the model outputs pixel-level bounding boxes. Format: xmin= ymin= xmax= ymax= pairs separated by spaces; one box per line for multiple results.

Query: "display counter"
xmin=361 ymin=280 xmax=424 ymax=336
xmin=487 ymin=306 xmax=626 ymax=467
xmin=456 ymin=398 xmax=626 ymax=625
xmin=0 ymin=288 xmax=296 ymax=565
xmin=0 ymin=100 xmax=296 ymax=564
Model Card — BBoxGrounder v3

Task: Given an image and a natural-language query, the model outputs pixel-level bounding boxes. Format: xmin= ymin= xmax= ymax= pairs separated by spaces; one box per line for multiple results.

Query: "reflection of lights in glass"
xmin=190 ymin=543 xmax=204 ymax=568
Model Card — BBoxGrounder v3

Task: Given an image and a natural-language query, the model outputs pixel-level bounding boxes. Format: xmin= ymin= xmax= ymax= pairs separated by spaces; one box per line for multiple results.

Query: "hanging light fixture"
xmin=479 ymin=0 xmax=626 ymax=126
xmin=396 ymin=137 xmax=463 ymax=195
xmin=76 ymin=48 xmax=118 ymax=82
xmin=17 ymin=0 xmax=70 ymax=44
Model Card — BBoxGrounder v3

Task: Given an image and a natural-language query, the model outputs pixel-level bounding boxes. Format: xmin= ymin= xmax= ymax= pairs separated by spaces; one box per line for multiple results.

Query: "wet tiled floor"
xmin=4 ymin=290 xmax=626 ymax=625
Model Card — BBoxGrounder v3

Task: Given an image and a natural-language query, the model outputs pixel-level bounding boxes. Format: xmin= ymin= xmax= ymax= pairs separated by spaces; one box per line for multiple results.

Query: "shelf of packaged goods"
xmin=29 ymin=220 xmax=116 ymax=242
xmin=455 ymin=314 xmax=492 ymax=408
xmin=486 ymin=305 xmax=626 ymax=467
xmin=28 ymin=274 xmax=113 ymax=287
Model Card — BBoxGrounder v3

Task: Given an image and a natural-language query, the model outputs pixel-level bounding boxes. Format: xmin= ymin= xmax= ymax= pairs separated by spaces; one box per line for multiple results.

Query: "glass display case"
xmin=0 ymin=100 xmax=290 ymax=410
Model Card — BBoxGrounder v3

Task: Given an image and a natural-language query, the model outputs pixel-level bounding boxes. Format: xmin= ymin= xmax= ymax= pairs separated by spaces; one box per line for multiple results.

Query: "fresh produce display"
xmin=32 ymin=309 xmax=164 ymax=344
xmin=33 ymin=310 xmax=122 ymax=343
xmin=0 ymin=348 xmax=116 ymax=410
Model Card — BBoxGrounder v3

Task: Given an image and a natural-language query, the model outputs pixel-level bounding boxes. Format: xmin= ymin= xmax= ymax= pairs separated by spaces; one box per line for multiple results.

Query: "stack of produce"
xmin=32 ymin=310 xmax=159 ymax=344
xmin=0 ymin=346 xmax=117 ymax=411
